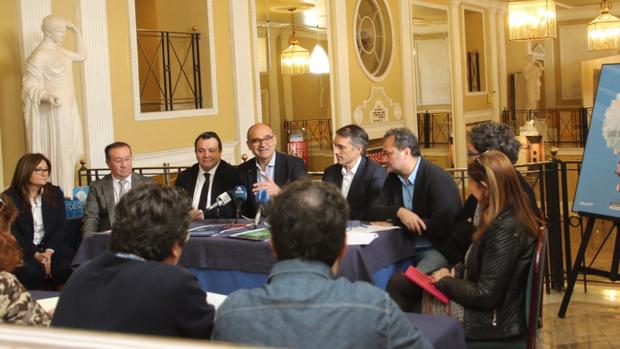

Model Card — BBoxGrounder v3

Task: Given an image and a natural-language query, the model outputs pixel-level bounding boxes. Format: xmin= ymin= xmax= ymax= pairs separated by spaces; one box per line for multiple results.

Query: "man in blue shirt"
xmin=367 ymin=128 xmax=462 ymax=273
xmin=213 ymin=180 xmax=432 ymax=349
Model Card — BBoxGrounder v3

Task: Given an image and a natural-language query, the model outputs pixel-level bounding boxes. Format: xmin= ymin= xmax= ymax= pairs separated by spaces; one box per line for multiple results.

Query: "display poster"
xmin=573 ymin=64 xmax=620 ymax=219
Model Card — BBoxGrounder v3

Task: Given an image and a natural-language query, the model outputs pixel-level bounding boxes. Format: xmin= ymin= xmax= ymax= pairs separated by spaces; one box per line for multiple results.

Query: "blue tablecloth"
xmin=73 ymin=221 xmax=418 ymax=294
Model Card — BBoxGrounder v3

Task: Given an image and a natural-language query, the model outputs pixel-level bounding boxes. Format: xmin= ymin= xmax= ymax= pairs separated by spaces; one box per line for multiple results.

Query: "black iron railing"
xmin=501 ymin=107 xmax=591 ymax=148
xmin=137 ymin=29 xmax=203 ymax=112
xmin=416 ymin=111 xmax=452 ymax=148
xmin=283 ymin=119 xmax=333 ymax=152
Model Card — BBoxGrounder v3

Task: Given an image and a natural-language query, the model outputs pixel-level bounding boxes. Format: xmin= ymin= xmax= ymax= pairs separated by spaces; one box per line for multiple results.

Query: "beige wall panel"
xmin=347 ymin=0 xmax=404 ymax=129
xmin=107 ymin=0 xmax=237 ymax=155
xmin=0 ymin=0 xmax=25 ymax=186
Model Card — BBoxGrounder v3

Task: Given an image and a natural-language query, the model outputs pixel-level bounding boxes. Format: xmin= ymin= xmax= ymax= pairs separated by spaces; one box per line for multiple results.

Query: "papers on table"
xmin=346 ymin=224 xmax=399 ymax=245
xmin=206 ymin=292 xmax=227 ymax=309
xmin=36 ymin=296 xmax=58 ymax=312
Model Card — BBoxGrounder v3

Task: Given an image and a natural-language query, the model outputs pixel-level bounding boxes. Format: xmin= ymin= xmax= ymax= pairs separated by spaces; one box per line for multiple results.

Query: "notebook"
xmin=229 ymin=228 xmax=271 ymax=241
xmin=403 ymin=266 xmax=450 ymax=304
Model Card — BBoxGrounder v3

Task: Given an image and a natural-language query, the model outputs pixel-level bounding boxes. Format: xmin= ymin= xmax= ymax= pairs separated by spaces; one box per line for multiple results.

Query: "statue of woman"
xmin=522 ymin=54 xmax=544 ymax=111
xmin=22 ymin=15 xmax=85 ymax=197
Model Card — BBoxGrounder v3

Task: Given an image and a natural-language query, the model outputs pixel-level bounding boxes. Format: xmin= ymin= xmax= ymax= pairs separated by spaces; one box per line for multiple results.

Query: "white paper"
xmin=206 ymin=292 xmax=227 ymax=309
xmin=346 ymin=231 xmax=379 ymax=245
xmin=36 ymin=296 xmax=58 ymax=312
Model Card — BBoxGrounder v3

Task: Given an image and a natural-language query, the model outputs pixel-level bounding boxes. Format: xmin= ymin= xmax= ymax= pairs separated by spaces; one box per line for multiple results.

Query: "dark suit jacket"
xmin=82 ymin=173 xmax=150 ymax=235
xmin=238 ymin=152 xmax=307 ymax=216
xmin=438 ymin=171 xmax=540 ymax=265
xmin=322 ymin=156 xmax=387 ymax=220
xmin=4 ymin=185 xmax=73 ymax=288
xmin=51 ymin=251 xmax=215 ymax=339
xmin=4 ymin=186 xmax=68 ymax=258
xmin=367 ymin=157 xmax=462 ymax=252
xmin=175 ymin=160 xmax=241 ymax=218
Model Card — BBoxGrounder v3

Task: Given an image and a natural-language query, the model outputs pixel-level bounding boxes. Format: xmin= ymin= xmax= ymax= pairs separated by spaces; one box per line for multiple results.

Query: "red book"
xmin=403 ymin=266 xmax=450 ymax=305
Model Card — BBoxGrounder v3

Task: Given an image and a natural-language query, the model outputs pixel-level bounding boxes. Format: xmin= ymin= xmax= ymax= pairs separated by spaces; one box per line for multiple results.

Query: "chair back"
xmin=525 ymin=228 xmax=547 ymax=349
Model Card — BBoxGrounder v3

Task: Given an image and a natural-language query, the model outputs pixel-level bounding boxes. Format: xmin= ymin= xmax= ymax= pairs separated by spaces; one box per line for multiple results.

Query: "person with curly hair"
xmin=52 ymin=183 xmax=215 ymax=339
xmin=387 ymin=151 xmax=541 ymax=341
xmin=437 ymin=121 xmax=539 ymax=265
xmin=0 ymin=193 xmax=51 ymax=326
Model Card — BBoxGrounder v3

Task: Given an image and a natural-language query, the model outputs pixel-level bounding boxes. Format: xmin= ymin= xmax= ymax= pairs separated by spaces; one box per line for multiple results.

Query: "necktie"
xmin=197 ymin=173 xmax=211 ymax=210
xmin=119 ymin=179 xmax=129 ymax=199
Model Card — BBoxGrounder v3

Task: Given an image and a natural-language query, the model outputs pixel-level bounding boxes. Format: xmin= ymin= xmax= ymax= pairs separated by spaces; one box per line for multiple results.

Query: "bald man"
xmin=238 ymin=123 xmax=306 ymax=216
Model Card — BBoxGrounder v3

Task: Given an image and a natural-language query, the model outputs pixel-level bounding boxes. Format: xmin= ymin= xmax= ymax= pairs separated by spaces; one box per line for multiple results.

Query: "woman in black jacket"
xmin=3 ymin=153 xmax=72 ymax=289
xmin=388 ymin=150 xmax=541 ymax=340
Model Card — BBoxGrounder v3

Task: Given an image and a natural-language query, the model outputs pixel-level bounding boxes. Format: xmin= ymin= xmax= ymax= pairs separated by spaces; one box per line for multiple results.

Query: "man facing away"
xmin=82 ymin=142 xmax=150 ymax=235
xmin=237 ymin=123 xmax=306 ymax=217
xmin=213 ymin=180 xmax=432 ymax=349
xmin=175 ymin=131 xmax=241 ymax=219
xmin=322 ymin=124 xmax=387 ymax=220
xmin=52 ymin=183 xmax=215 ymax=338
xmin=367 ymin=128 xmax=462 ymax=273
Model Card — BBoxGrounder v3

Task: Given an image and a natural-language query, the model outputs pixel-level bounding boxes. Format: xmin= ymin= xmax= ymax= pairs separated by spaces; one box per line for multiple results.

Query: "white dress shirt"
xmin=340 ymin=156 xmax=362 ymax=199
xmin=30 ymin=194 xmax=45 ymax=245
xmin=192 ymin=162 xmax=220 ymax=209
xmin=112 ymin=175 xmax=133 ymax=204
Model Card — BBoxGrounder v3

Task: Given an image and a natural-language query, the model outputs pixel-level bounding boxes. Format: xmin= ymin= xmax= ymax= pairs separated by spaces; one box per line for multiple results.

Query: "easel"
xmin=558 ymin=214 xmax=620 ymax=318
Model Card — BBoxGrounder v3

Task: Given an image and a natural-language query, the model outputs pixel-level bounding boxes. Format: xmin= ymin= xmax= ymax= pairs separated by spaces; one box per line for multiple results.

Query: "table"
xmin=31 ymin=292 xmax=466 ymax=348
xmin=406 ymin=313 xmax=467 ymax=348
xmin=73 ymin=221 xmax=418 ymax=294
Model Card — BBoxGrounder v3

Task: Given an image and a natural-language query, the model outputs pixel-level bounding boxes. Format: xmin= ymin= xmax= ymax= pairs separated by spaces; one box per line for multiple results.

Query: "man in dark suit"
xmin=367 ymin=128 xmax=462 ymax=273
xmin=175 ymin=131 xmax=241 ymax=219
xmin=322 ymin=124 xmax=386 ymax=220
xmin=52 ymin=184 xmax=215 ymax=339
xmin=238 ymin=123 xmax=306 ymax=217
xmin=82 ymin=142 xmax=150 ymax=236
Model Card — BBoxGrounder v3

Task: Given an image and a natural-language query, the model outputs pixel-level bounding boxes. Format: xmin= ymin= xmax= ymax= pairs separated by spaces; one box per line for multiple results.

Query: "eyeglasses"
xmin=33 ymin=168 xmax=50 ymax=175
xmin=0 ymin=197 xmax=5 ymax=212
xmin=249 ymin=135 xmax=274 ymax=146
xmin=467 ymin=151 xmax=481 ymax=157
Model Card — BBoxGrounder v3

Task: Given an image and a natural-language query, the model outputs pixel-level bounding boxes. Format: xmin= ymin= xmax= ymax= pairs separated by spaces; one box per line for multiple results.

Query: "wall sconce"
xmin=508 ymin=0 xmax=557 ymax=40
xmin=588 ymin=0 xmax=620 ymax=50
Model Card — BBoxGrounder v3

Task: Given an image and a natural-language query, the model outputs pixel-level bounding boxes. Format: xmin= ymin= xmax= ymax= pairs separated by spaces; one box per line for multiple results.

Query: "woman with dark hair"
xmin=0 ymin=193 xmax=50 ymax=325
xmin=388 ymin=150 xmax=541 ymax=340
xmin=3 ymin=153 xmax=72 ymax=290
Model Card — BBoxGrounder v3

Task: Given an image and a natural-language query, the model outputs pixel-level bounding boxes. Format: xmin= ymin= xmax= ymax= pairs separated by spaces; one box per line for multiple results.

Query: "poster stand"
xmin=558 ymin=213 xmax=620 ymax=318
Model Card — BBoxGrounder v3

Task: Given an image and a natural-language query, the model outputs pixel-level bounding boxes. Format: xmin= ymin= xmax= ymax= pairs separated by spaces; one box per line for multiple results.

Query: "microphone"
xmin=233 ymin=185 xmax=248 ymax=219
xmin=205 ymin=191 xmax=232 ymax=211
xmin=254 ymin=189 xmax=269 ymax=228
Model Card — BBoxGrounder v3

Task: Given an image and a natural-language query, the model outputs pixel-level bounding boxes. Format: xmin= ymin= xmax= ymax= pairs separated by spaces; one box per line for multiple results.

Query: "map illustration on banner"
xmin=573 ymin=64 xmax=620 ymax=219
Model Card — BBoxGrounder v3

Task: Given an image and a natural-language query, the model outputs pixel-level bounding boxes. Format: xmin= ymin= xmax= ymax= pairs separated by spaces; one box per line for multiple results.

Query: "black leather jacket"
xmin=436 ymin=210 xmax=536 ymax=340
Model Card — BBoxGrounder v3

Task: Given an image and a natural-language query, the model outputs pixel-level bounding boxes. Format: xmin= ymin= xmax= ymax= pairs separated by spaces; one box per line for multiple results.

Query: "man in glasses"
xmin=238 ymin=123 xmax=306 ymax=216
xmin=367 ymin=128 xmax=462 ymax=274
xmin=82 ymin=142 xmax=150 ymax=236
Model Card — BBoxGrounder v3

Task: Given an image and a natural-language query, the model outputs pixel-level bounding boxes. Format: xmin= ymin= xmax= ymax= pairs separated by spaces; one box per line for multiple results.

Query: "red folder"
xmin=403 ymin=266 xmax=450 ymax=305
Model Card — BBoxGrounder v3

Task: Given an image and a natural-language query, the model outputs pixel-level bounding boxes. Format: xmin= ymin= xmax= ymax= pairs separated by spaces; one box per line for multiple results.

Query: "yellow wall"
xmin=0 ymin=0 xmax=23 ymax=187
xmin=346 ymin=0 xmax=404 ymax=128
xmin=107 ymin=0 xmax=237 ymax=154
